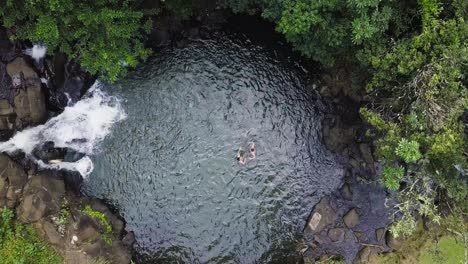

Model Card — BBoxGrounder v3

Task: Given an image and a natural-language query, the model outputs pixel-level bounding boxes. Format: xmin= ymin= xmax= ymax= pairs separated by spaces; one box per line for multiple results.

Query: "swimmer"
xmin=249 ymin=142 xmax=256 ymax=159
xmin=236 ymin=148 xmax=246 ymax=165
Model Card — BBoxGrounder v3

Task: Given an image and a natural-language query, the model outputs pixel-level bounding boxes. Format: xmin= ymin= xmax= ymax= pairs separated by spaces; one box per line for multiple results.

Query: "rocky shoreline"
xmin=0 ymin=28 xmax=133 ymax=263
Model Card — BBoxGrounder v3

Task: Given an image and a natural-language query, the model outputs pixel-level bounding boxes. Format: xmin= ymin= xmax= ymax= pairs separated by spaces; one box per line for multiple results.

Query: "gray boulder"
xmin=305 ymin=197 xmax=337 ymax=235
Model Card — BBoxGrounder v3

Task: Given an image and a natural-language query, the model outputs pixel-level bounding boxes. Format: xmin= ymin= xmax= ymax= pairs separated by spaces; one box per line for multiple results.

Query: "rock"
xmin=341 ymin=183 xmax=353 ymax=200
xmin=122 ymin=231 xmax=135 ymax=247
xmin=356 ymin=246 xmax=379 ymax=263
xmin=41 ymin=220 xmax=64 ymax=247
xmin=82 ymin=240 xmax=106 ymax=257
xmin=6 ymin=57 xmax=38 ymax=80
xmin=306 ymin=197 xmax=337 ymax=235
xmin=343 ymin=208 xmax=360 ymax=228
xmin=16 ymin=172 xmax=64 ymax=223
xmin=24 ymin=172 xmax=65 ymax=198
xmin=0 ymin=99 xmax=14 ymax=134
xmin=386 ymin=231 xmax=403 ymax=250
xmin=354 ymin=231 xmax=366 ymax=243
xmin=13 ymin=83 xmax=47 ymax=126
xmin=150 ymin=28 xmax=171 ymax=47
xmin=0 ymin=154 xmax=27 ymax=204
xmin=322 ymin=119 xmax=356 ymax=152
xmin=328 ymin=228 xmax=345 ymax=242
xmin=88 ymin=199 xmax=125 ymax=235
xmin=3 ymin=57 xmax=47 ymax=128
xmin=375 ymin=228 xmax=386 ymax=242
xmin=17 ymin=192 xmax=50 ymax=223
xmin=75 ymin=215 xmax=101 ymax=243
xmin=359 ymin=143 xmax=376 ymax=175
xmin=303 ymin=256 xmax=314 ymax=264
xmin=65 ymin=250 xmax=94 ymax=264
xmin=0 ymin=177 xmax=6 ymax=197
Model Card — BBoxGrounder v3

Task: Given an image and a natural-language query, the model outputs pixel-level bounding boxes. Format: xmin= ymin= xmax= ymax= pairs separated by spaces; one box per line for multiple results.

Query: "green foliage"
xmin=395 ymin=139 xmax=422 ymax=163
xmin=58 ymin=198 xmax=70 ymax=225
xmin=0 ymin=0 xmax=152 ymax=82
xmin=0 ymin=207 xmax=61 ymax=264
xmin=222 ymin=0 xmax=415 ymax=66
xmin=82 ymin=205 xmax=113 ymax=245
xmin=58 ymin=208 xmax=70 ymax=226
xmin=382 ymin=165 xmax=405 ymax=190
xmin=360 ymin=0 xmax=468 ymax=237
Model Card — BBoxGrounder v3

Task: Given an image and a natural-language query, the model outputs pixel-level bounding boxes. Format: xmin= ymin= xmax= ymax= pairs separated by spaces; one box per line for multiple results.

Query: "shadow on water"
xmin=85 ymin=33 xmax=345 ymax=263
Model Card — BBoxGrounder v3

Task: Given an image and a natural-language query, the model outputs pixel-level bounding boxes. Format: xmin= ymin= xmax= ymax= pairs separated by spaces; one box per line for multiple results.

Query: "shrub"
xmin=0 ymin=207 xmax=61 ymax=264
xmin=382 ymin=165 xmax=405 ymax=190
xmin=361 ymin=0 xmax=467 ymax=236
xmin=0 ymin=0 xmax=152 ymax=82
xmin=395 ymin=139 xmax=422 ymax=163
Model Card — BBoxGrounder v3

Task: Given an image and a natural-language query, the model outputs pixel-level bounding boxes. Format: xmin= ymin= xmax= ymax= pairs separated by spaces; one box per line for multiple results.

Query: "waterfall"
xmin=0 ymin=82 xmax=126 ymax=177
xmin=24 ymin=44 xmax=47 ymax=62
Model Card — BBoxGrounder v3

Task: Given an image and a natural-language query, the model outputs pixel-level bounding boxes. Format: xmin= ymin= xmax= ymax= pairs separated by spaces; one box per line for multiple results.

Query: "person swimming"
xmin=249 ymin=142 xmax=256 ymax=159
xmin=236 ymin=148 xmax=247 ymax=165
xmin=237 ymin=142 xmax=256 ymax=165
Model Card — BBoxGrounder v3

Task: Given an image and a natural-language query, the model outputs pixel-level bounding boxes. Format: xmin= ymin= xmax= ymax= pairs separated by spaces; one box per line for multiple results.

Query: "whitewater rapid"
xmin=0 ymin=82 xmax=126 ymax=176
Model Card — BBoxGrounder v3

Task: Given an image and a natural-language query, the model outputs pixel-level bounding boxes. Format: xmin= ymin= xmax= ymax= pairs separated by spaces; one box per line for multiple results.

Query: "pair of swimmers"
xmin=236 ymin=143 xmax=256 ymax=165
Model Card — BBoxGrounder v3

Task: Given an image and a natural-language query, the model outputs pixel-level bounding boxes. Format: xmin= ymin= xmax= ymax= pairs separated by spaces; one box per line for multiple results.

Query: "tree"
xmin=0 ymin=0 xmax=153 ymax=82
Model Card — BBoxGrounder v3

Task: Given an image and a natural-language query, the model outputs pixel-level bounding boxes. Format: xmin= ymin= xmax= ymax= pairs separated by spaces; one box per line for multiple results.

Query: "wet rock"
xmin=341 ymin=183 xmax=353 ymax=200
xmin=32 ymin=141 xmax=66 ymax=163
xmin=122 ymin=231 xmax=136 ymax=247
xmin=386 ymin=231 xmax=403 ymax=250
xmin=150 ymin=28 xmax=171 ymax=47
xmin=359 ymin=143 xmax=376 ymax=175
xmin=344 ymin=208 xmax=360 ymax=228
xmin=328 ymin=228 xmax=345 ymax=242
xmin=375 ymin=228 xmax=386 ymax=242
xmin=305 ymin=197 xmax=337 ymax=235
xmin=88 ymin=199 xmax=125 ymax=235
xmin=322 ymin=118 xmax=356 ymax=152
xmin=354 ymin=231 xmax=366 ymax=243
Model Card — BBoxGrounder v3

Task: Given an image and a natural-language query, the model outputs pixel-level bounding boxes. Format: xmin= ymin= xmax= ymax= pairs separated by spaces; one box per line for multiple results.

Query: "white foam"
xmin=0 ymin=81 xmax=126 ymax=177
xmin=24 ymin=44 xmax=47 ymax=62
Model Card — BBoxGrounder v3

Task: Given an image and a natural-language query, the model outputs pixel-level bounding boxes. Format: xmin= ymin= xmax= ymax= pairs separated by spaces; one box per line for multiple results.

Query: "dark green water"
xmin=85 ymin=34 xmax=345 ymax=263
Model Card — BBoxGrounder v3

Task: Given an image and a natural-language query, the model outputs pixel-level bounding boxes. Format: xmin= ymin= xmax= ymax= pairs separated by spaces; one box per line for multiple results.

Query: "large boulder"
xmin=0 ymin=154 xmax=27 ymax=206
xmin=305 ymin=197 xmax=337 ymax=235
xmin=0 ymin=57 xmax=47 ymax=131
xmin=17 ymin=173 xmax=64 ymax=223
